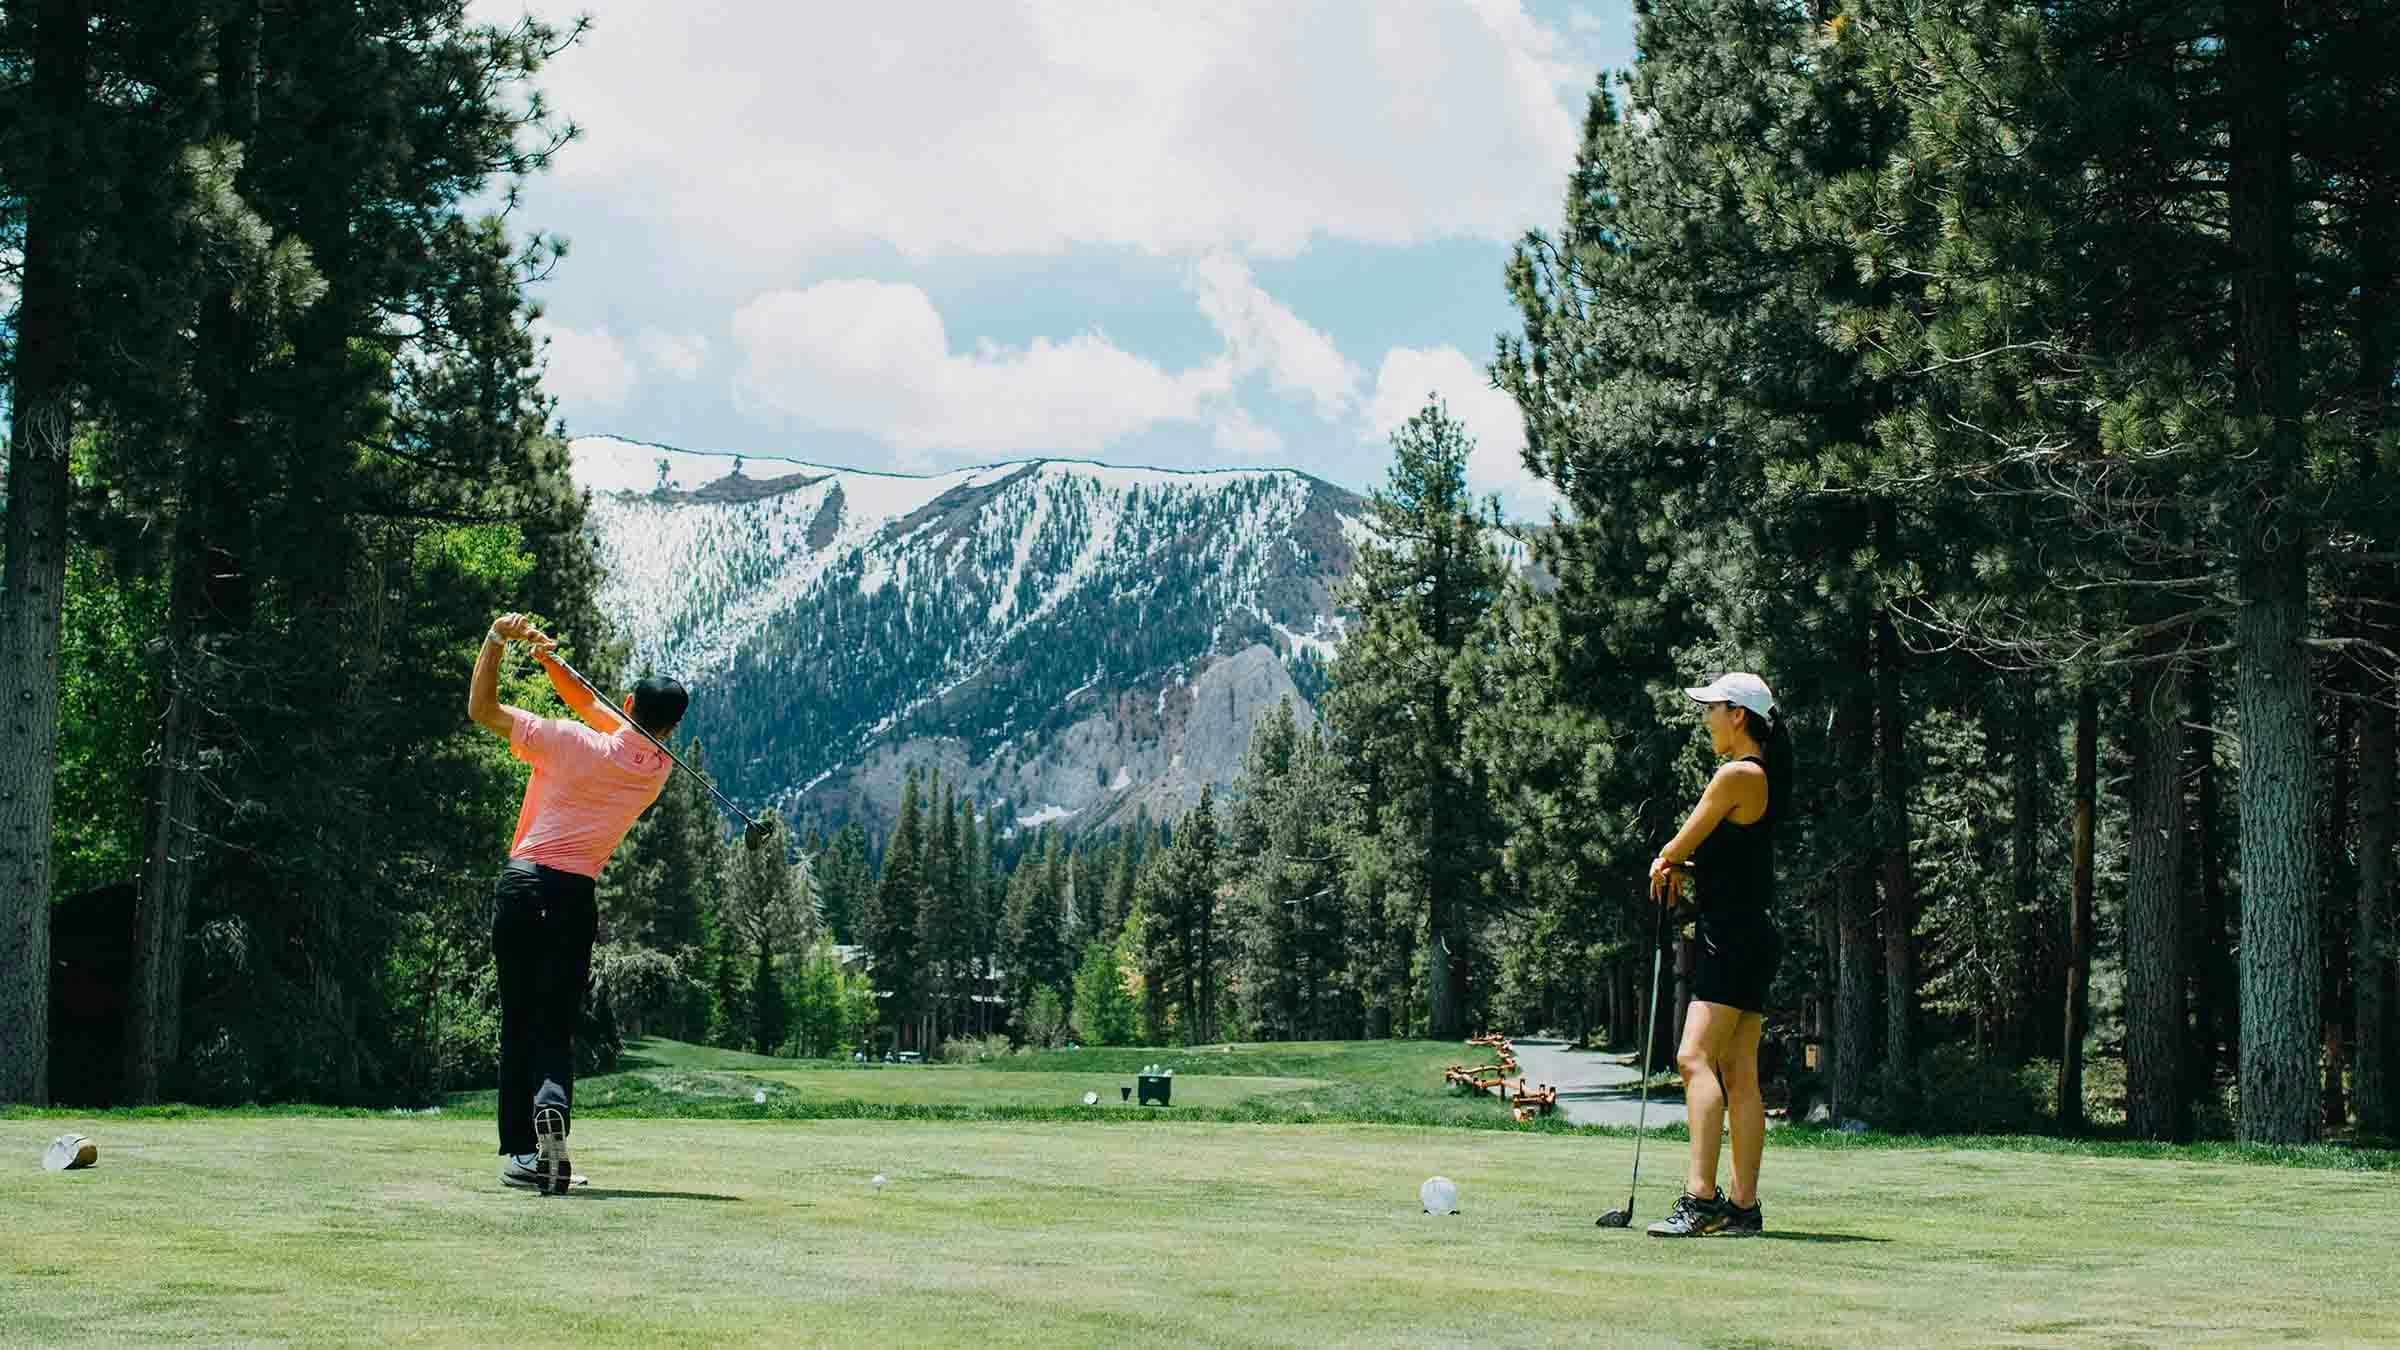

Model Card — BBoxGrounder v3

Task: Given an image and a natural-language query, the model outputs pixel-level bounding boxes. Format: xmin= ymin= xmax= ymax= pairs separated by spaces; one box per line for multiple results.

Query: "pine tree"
xmin=1136 ymin=788 xmax=1224 ymax=1044
xmin=1001 ymin=829 xmax=1069 ymax=1032
xmin=1818 ymin=0 xmax=2400 ymax=1140
xmin=915 ymin=776 xmax=961 ymax=1044
xmin=5 ymin=0 xmax=586 ymax=1105
xmin=716 ymin=815 xmax=813 ymax=1055
xmin=1323 ymin=400 xmax=1507 ymax=1039
xmin=814 ymin=823 xmax=869 ymax=944
xmin=1225 ymin=699 xmax=1303 ymax=1040
xmin=1495 ymin=0 xmax=1939 ymax=1089
xmin=0 ymin=0 xmax=231 ymax=1104
xmin=1069 ymin=937 xmax=1134 ymax=1045
xmin=1105 ymin=836 xmax=1137 ymax=936
xmin=708 ymin=909 xmax=746 ymax=1050
xmin=860 ymin=771 xmax=924 ymax=1042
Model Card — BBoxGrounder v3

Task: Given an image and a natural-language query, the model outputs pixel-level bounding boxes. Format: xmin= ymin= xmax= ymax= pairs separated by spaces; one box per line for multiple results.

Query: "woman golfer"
xmin=469 ymin=612 xmax=685 ymax=1194
xmin=1645 ymin=672 xmax=1789 ymax=1237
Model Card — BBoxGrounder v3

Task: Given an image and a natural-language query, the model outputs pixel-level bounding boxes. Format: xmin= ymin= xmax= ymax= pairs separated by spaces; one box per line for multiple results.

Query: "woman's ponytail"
xmin=1749 ymin=707 xmax=1795 ymax=825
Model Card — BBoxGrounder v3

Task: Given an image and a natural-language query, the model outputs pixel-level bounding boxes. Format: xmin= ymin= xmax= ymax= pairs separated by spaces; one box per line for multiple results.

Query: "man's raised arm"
xmin=524 ymin=627 xmax=626 ymax=733
xmin=468 ymin=613 xmax=528 ymax=739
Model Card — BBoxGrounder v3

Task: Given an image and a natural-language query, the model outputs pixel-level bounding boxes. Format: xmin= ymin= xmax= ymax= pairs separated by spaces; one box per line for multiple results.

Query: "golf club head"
xmin=743 ymin=819 xmax=773 ymax=851
xmin=1595 ymin=1208 xmax=1632 ymax=1229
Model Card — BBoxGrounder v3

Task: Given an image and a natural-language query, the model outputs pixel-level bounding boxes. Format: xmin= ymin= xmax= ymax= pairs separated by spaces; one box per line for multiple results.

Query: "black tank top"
xmin=1690 ymin=754 xmax=1773 ymax=917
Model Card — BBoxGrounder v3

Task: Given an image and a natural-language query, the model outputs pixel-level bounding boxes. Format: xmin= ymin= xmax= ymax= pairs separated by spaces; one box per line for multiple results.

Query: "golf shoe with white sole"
xmin=503 ymin=1152 xmax=587 ymax=1191
xmin=533 ymin=1105 xmax=572 ymax=1196
xmin=1646 ymin=1189 xmax=1728 ymax=1236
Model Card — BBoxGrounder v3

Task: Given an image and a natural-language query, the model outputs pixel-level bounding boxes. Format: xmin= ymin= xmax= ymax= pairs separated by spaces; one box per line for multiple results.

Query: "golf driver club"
xmin=1597 ymin=862 xmax=1688 ymax=1229
xmin=536 ymin=648 xmax=774 ymax=851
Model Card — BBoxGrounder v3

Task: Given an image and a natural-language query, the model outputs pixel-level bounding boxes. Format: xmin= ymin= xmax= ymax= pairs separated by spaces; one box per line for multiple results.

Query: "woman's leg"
xmin=1726 ymin=1012 xmax=1767 ymax=1208
xmin=1678 ymin=1000 xmax=1743 ymax=1200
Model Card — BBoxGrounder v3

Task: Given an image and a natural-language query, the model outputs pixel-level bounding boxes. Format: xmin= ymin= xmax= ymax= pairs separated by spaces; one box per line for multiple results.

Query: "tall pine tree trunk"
xmin=2320 ymin=696 xmax=2353 ymax=1129
xmin=2228 ymin=0 xmax=2320 ymax=1145
xmin=126 ymin=5 xmax=266 ymax=1103
xmin=1426 ymin=888 xmax=1459 ymax=1041
xmin=1874 ymin=606 xmax=1916 ymax=1079
xmin=2357 ymin=693 xmax=2395 ymax=1136
xmin=2011 ymin=672 xmax=2041 ymax=1060
xmin=2125 ymin=645 xmax=2187 ymax=1139
xmin=0 ymin=0 xmax=93 ymax=1107
xmin=2340 ymin=103 xmax=2397 ymax=1141
xmin=2061 ymin=684 xmax=2098 ymax=1131
xmin=1833 ymin=672 xmax=1877 ymax=1119
xmin=2187 ymin=665 xmax=2232 ymax=1094
xmin=1816 ymin=900 xmax=1838 ymax=1071
xmin=126 ymin=657 xmax=200 ymax=1103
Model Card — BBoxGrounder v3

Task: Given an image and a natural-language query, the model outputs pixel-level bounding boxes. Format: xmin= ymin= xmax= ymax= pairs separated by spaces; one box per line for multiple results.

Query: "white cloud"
xmin=729 ymin=280 xmax=1231 ymax=455
xmin=1210 ymin=405 xmax=1284 ymax=457
xmin=1365 ymin=345 xmax=1558 ymax=521
xmin=1189 ymin=256 xmax=1363 ymax=419
xmin=635 ymin=329 xmax=709 ymax=380
xmin=537 ymin=322 xmax=636 ymax=415
xmin=726 ymin=266 xmax=1371 ymax=460
xmin=473 ymin=1 xmax=1583 ymax=263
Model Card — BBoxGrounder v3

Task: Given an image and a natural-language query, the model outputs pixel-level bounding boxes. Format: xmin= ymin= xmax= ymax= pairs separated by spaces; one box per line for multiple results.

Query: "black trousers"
xmin=492 ymin=858 xmax=598 ymax=1156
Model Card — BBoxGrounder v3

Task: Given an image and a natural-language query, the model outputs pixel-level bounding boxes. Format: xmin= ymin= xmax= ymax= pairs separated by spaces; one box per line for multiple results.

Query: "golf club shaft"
xmin=1625 ymin=863 xmax=1688 ymax=1213
xmin=1626 ymin=898 xmax=1663 ymax=1210
xmin=538 ymin=650 xmax=762 ymax=832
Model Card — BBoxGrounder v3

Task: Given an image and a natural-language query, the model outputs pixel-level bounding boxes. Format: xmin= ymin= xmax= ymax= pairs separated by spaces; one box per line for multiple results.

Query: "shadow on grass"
xmin=1754 ymin=1232 xmax=1890 ymax=1244
xmin=573 ymin=1188 xmax=743 ymax=1202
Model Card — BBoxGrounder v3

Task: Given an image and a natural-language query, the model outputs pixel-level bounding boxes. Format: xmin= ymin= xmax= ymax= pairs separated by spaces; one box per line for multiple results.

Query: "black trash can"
xmin=1137 ymin=1073 xmax=1172 ymax=1106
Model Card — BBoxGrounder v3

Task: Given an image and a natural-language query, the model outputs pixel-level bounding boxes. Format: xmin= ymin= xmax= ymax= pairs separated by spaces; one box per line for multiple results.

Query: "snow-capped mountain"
xmin=571 ymin=435 xmax=1371 ymax=838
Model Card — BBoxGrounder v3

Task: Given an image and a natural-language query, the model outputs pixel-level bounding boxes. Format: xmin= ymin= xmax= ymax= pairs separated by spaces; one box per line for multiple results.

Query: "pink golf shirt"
xmin=506 ymin=707 xmax=673 ymax=878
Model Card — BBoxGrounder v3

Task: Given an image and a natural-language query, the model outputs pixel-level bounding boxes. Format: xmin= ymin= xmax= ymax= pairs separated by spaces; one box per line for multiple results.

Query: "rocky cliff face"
xmin=573 ymin=436 xmax=1362 ymax=838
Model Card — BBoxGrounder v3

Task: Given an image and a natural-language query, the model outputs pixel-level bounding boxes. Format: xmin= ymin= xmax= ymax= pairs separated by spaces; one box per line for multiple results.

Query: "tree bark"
xmin=2125 ymin=646 xmax=2187 ymax=1140
xmin=2186 ymin=665 xmax=2232 ymax=1096
xmin=2061 ymin=684 xmax=2098 ymax=1131
xmin=2321 ymin=694 xmax=2353 ymax=1130
xmin=1617 ymin=953 xmax=1637 ymax=1053
xmin=2337 ymin=46 xmax=2397 ymax=1141
xmin=2356 ymin=693 xmax=2395 ymax=1136
xmin=1834 ymin=672 xmax=1877 ymax=1120
xmin=0 ymin=0 xmax=94 ymax=1107
xmin=125 ymin=2 xmax=268 ymax=1104
xmin=2011 ymin=672 xmax=2041 ymax=1060
xmin=1875 ymin=606 xmax=1916 ymax=1079
xmin=1426 ymin=888 xmax=1460 ymax=1041
xmin=125 ymin=669 xmax=200 ymax=1103
xmin=2228 ymin=0 xmax=2320 ymax=1145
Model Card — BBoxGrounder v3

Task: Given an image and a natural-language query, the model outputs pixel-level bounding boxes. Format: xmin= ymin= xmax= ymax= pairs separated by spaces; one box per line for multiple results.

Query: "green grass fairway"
xmin=445 ymin=1039 xmax=1518 ymax=1126
xmin=5 ymin=1116 xmax=2393 ymax=1347
xmin=742 ymin=1067 xmax=1328 ymax=1110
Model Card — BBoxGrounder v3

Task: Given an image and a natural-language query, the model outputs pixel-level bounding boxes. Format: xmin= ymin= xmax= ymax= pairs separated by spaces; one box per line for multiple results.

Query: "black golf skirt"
xmin=1691 ymin=910 xmax=1781 ymax=1015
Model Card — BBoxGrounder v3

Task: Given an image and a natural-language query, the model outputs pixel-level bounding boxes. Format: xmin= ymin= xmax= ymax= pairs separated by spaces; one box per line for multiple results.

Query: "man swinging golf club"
xmin=469 ymin=612 xmax=685 ymax=1194
xmin=1642 ymin=671 xmax=1790 ymax=1237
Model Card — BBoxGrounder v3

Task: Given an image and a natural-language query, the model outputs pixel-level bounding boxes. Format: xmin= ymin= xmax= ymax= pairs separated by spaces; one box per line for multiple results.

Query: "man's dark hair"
xmin=631 ymin=676 xmax=688 ymax=735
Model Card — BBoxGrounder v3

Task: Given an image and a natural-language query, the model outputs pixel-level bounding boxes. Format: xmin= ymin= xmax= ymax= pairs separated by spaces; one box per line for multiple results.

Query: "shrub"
xmin=1860 ymin=1045 xmax=2050 ymax=1135
xmin=939 ymin=1033 xmax=1016 ymax=1064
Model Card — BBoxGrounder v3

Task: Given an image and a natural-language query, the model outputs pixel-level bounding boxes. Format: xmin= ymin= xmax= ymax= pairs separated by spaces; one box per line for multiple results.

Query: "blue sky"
xmin=471 ymin=1 xmax=1639 ymax=518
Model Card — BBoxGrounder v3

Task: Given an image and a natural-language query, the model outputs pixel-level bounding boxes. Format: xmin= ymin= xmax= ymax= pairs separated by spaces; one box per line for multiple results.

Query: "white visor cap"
xmin=1684 ymin=672 xmax=1776 ymax=721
